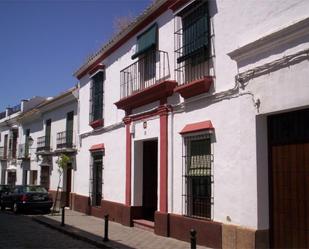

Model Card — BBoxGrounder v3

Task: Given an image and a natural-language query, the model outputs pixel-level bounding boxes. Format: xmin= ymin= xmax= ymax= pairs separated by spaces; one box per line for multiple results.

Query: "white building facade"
xmin=17 ymin=88 xmax=78 ymax=207
xmin=0 ymin=97 xmax=45 ymax=186
xmin=71 ymin=0 xmax=309 ymax=247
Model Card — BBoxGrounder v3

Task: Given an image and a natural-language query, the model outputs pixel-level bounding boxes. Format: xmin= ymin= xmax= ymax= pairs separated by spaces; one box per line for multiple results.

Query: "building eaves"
xmin=73 ymin=0 xmax=168 ymax=79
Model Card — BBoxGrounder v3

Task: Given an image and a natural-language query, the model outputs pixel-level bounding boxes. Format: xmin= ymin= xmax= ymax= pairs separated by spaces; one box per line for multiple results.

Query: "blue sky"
xmin=0 ymin=0 xmax=151 ymax=110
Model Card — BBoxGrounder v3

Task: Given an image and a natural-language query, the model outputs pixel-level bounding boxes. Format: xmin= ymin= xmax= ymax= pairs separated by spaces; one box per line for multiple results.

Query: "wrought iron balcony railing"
xmin=0 ymin=147 xmax=7 ymax=160
xmin=37 ymin=136 xmax=52 ymax=152
xmin=56 ymin=131 xmax=75 ymax=149
xmin=120 ymin=50 xmax=170 ymax=99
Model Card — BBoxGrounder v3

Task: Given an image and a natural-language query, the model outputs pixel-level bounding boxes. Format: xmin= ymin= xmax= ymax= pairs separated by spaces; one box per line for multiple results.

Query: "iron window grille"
xmin=89 ymin=71 xmax=104 ymax=123
xmin=182 ymin=133 xmax=214 ymax=219
xmin=89 ymin=151 xmax=104 ymax=206
xmin=174 ymin=0 xmax=213 ymax=86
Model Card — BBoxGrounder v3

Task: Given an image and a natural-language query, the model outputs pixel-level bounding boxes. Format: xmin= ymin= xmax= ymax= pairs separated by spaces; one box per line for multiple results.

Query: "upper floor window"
xmin=131 ymin=23 xmax=158 ymax=60
xmin=89 ymin=71 xmax=104 ymax=127
xmin=175 ymin=1 xmax=210 ymax=85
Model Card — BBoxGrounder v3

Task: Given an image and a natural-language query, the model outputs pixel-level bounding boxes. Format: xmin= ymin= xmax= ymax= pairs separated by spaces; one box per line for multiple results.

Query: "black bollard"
xmin=103 ymin=214 xmax=109 ymax=242
xmin=190 ymin=229 xmax=196 ymax=249
xmin=61 ymin=206 xmax=65 ymax=227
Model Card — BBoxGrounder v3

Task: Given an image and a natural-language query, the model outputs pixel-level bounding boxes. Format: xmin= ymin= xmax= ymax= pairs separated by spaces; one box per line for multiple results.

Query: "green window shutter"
xmin=45 ymin=119 xmax=51 ymax=147
xmin=91 ymin=72 xmax=104 ymax=121
xmin=188 ymin=139 xmax=211 ymax=176
xmin=66 ymin=112 xmax=74 ymax=147
xmin=131 ymin=23 xmax=157 ymax=59
xmin=177 ymin=3 xmax=209 ymax=63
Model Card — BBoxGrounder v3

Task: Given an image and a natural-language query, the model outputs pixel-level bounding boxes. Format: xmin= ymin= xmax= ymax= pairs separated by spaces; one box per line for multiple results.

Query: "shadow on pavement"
xmin=33 ymin=216 xmax=135 ymax=249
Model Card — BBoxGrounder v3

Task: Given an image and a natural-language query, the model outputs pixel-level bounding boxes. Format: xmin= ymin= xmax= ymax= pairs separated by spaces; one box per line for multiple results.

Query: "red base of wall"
xmin=70 ymin=193 xmax=222 ymax=248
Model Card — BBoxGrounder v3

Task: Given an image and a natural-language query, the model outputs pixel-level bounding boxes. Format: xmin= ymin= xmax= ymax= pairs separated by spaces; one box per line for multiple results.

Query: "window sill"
xmin=89 ymin=119 xmax=104 ymax=129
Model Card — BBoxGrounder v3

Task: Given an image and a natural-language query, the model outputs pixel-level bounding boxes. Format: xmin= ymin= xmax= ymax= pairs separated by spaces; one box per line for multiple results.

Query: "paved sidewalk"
xmin=33 ymin=210 xmax=210 ymax=249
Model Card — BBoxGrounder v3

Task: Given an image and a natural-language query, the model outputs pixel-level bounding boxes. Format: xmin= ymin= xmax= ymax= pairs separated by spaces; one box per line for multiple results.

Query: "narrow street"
xmin=0 ymin=212 xmax=98 ymax=249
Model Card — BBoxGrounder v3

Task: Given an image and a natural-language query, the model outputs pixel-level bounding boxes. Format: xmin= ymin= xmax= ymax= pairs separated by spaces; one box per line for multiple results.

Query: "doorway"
xmin=65 ymin=163 xmax=72 ymax=207
xmin=142 ymin=140 xmax=158 ymax=221
xmin=268 ymin=108 xmax=309 ymax=248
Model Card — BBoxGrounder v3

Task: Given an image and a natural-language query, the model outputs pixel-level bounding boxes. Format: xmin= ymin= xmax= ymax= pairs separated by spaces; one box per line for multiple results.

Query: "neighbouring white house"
xmin=70 ymin=0 xmax=309 ymax=248
xmin=0 ymin=97 xmax=45 ymax=186
xmin=16 ymin=87 xmax=78 ymax=207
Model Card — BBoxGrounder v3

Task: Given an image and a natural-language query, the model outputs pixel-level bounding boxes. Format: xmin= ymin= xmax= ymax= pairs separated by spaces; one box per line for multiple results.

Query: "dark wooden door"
xmin=142 ymin=140 xmax=158 ymax=221
xmin=269 ymin=109 xmax=309 ymax=248
xmin=40 ymin=166 xmax=50 ymax=190
xmin=65 ymin=164 xmax=72 ymax=207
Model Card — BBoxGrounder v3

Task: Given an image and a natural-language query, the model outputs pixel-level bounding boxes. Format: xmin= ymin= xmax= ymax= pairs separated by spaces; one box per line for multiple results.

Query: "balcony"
xmin=17 ymin=144 xmax=31 ymax=159
xmin=115 ymin=50 xmax=177 ymax=111
xmin=55 ymin=131 xmax=76 ymax=153
xmin=0 ymin=147 xmax=7 ymax=160
xmin=36 ymin=136 xmax=52 ymax=155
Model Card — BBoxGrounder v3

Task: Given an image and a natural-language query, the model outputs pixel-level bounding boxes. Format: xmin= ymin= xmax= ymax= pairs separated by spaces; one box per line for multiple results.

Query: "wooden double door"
xmin=269 ymin=108 xmax=309 ymax=248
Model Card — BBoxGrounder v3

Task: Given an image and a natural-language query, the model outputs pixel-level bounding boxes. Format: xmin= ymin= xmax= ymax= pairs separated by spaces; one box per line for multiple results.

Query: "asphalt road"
xmin=0 ymin=212 xmax=98 ymax=249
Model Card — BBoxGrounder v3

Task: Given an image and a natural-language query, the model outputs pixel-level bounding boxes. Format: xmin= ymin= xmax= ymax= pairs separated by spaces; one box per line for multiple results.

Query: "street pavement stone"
xmin=0 ymin=212 xmax=97 ymax=249
xmin=35 ymin=209 xmax=210 ymax=249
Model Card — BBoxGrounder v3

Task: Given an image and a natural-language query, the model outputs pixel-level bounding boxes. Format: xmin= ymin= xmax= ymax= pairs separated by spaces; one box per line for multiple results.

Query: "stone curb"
xmin=32 ymin=216 xmax=113 ymax=249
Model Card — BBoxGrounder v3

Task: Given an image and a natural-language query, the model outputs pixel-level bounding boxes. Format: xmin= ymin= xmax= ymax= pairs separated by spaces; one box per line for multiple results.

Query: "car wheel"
xmin=12 ymin=203 xmax=19 ymax=214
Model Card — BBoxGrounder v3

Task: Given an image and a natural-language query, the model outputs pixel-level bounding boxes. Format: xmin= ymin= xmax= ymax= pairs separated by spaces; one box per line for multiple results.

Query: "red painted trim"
xmin=89 ymin=143 xmax=105 ymax=152
xmin=124 ymin=117 xmax=132 ymax=205
xmin=169 ymin=0 xmax=191 ymax=12
xmin=174 ymin=77 xmax=213 ymax=99
xmin=88 ymin=64 xmax=105 ymax=76
xmin=76 ymin=1 xmax=175 ymax=79
xmin=130 ymin=105 xmax=172 ymax=123
xmin=159 ymin=105 xmax=168 ymax=213
xmin=180 ymin=120 xmax=214 ymax=134
xmin=114 ymin=80 xmax=177 ymax=112
xmin=89 ymin=119 xmax=104 ymax=129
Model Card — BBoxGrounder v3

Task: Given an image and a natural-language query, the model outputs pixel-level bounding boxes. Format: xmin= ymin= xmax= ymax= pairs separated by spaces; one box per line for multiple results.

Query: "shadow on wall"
xmin=237 ymin=33 xmax=309 ymax=69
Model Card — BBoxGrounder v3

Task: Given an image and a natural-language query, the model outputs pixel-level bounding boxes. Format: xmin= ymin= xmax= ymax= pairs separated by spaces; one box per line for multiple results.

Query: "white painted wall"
xmin=74 ymin=0 xmax=309 ymax=232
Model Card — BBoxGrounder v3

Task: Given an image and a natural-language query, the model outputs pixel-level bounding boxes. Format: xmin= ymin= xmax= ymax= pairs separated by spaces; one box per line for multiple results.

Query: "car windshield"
xmin=23 ymin=186 xmax=47 ymax=193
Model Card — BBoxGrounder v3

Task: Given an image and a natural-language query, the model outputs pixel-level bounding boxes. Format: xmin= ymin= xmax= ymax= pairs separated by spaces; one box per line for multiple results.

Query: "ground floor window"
xmin=90 ymin=152 xmax=103 ymax=206
xmin=183 ymin=134 xmax=213 ymax=219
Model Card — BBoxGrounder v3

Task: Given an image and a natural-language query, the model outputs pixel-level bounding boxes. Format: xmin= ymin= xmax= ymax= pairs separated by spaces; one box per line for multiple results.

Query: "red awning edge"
xmin=180 ymin=120 xmax=214 ymax=135
xmin=89 ymin=143 xmax=105 ymax=151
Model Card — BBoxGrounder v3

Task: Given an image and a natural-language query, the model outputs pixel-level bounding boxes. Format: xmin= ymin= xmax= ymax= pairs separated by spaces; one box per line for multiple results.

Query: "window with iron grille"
xmin=89 ymin=151 xmax=103 ymax=206
xmin=182 ymin=133 xmax=213 ymax=219
xmin=89 ymin=71 xmax=104 ymax=123
xmin=174 ymin=0 xmax=211 ymax=85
